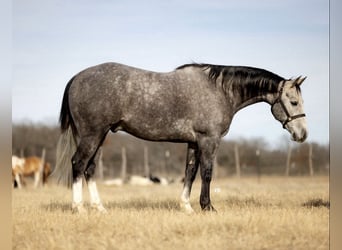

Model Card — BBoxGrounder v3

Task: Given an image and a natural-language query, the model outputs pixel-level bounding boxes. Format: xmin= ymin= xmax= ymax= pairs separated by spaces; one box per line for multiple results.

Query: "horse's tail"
xmin=60 ymin=76 xmax=77 ymax=135
xmin=51 ymin=76 xmax=77 ymax=188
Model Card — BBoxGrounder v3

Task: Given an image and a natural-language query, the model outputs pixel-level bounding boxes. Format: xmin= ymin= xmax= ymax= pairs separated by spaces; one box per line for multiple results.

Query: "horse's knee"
xmin=85 ymin=163 xmax=96 ymax=181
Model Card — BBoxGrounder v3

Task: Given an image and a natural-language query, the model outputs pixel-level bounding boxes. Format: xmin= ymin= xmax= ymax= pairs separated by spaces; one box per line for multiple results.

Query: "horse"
xmin=52 ymin=62 xmax=307 ymax=213
xmin=12 ymin=155 xmax=25 ymax=188
xmin=12 ymin=155 xmax=51 ymax=188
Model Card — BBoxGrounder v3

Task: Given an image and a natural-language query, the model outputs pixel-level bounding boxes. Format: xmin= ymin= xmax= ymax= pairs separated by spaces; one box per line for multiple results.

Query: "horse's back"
xmin=67 ymin=63 xmax=186 ymax=131
xmin=22 ymin=157 xmax=41 ymax=175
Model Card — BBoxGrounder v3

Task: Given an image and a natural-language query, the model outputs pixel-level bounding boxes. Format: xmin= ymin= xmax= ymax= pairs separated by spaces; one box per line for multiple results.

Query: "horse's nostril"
xmin=301 ymin=130 xmax=308 ymax=142
xmin=291 ymin=130 xmax=308 ymax=142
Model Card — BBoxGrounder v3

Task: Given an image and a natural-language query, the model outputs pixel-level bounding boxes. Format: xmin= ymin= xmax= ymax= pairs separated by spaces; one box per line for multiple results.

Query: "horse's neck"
xmin=232 ymin=88 xmax=278 ymax=113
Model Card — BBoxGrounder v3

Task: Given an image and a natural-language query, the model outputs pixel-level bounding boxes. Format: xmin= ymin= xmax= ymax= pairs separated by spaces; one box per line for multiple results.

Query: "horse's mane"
xmin=176 ymin=63 xmax=285 ymax=99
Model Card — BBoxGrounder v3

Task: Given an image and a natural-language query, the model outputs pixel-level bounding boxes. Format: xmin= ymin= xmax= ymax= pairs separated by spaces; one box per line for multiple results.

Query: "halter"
xmin=273 ymin=81 xmax=306 ymax=129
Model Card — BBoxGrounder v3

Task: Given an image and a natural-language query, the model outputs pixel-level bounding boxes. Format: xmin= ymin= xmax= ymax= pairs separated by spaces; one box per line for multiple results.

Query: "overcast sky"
xmin=12 ymin=0 xmax=329 ymax=146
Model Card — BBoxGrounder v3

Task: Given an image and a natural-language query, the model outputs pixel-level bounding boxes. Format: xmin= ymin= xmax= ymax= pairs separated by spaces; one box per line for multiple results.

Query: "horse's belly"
xmin=122 ymin=118 xmax=196 ymax=142
xmin=22 ymin=158 xmax=41 ymax=175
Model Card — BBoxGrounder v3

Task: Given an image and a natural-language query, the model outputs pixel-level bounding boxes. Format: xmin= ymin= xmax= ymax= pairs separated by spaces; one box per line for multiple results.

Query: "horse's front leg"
xmin=198 ymin=136 xmax=220 ymax=212
xmin=14 ymin=173 xmax=22 ymax=189
xmin=180 ymin=143 xmax=199 ymax=214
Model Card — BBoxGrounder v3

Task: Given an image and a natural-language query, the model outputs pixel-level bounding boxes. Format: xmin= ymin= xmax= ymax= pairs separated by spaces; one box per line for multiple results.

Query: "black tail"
xmin=59 ymin=76 xmax=77 ymax=136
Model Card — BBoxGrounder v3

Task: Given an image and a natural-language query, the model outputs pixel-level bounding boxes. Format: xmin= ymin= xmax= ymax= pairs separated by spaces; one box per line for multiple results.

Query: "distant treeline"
xmin=12 ymin=123 xmax=329 ymax=178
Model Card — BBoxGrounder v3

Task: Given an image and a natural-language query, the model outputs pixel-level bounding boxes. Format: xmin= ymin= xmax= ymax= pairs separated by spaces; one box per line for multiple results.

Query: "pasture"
xmin=12 ymin=176 xmax=329 ymax=250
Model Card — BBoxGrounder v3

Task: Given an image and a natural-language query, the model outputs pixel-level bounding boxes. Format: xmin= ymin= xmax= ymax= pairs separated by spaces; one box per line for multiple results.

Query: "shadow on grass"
xmin=41 ymin=199 xmax=180 ymax=212
xmin=302 ymin=198 xmax=330 ymax=209
xmin=41 ymin=201 xmax=72 ymax=212
xmin=224 ymin=197 xmax=330 ymax=209
xmin=105 ymin=199 xmax=180 ymax=211
xmin=224 ymin=196 xmax=279 ymax=208
xmin=42 ymin=198 xmax=329 ymax=213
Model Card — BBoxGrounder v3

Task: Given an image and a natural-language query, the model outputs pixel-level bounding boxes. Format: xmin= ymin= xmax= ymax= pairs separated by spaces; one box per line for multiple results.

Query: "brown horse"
xmin=12 ymin=155 xmax=51 ymax=188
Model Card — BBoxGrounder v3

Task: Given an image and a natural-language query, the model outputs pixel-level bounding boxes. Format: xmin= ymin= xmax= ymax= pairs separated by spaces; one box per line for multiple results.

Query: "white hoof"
xmin=72 ymin=203 xmax=87 ymax=214
xmin=180 ymin=202 xmax=195 ymax=214
xmin=91 ymin=203 xmax=108 ymax=214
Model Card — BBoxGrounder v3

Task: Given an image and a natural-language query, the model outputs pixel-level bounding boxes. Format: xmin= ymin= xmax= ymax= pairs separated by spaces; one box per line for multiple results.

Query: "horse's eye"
xmin=290 ymin=101 xmax=298 ymax=106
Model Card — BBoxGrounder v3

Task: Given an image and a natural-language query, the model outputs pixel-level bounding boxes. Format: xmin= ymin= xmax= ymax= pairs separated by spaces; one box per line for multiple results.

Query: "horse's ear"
xmin=297 ymin=76 xmax=307 ymax=86
xmin=292 ymin=76 xmax=306 ymax=87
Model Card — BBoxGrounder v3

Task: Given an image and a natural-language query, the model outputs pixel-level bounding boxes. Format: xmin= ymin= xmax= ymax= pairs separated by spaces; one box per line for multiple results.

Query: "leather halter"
xmin=273 ymin=81 xmax=306 ymax=129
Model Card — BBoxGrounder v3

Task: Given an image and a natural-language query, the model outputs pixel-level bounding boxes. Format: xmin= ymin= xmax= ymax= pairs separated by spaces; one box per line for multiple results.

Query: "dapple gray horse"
xmin=53 ymin=62 xmax=307 ymax=213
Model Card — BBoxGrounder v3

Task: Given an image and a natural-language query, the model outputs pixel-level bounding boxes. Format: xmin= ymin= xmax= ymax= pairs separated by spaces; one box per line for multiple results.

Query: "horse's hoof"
xmin=91 ymin=203 xmax=108 ymax=214
xmin=180 ymin=202 xmax=195 ymax=214
xmin=201 ymin=204 xmax=217 ymax=212
xmin=72 ymin=203 xmax=87 ymax=214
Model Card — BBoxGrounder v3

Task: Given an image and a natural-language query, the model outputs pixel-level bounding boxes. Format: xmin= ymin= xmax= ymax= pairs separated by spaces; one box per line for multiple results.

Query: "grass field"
xmin=12 ymin=176 xmax=329 ymax=250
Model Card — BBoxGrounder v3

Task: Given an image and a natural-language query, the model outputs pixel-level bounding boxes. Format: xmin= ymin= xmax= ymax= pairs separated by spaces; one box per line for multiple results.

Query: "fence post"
xmin=40 ymin=148 xmax=46 ymax=187
xmin=20 ymin=148 xmax=24 ymax=158
xmin=144 ymin=146 xmax=150 ymax=177
xmin=163 ymin=150 xmax=170 ymax=175
xmin=285 ymin=145 xmax=292 ymax=176
xmin=256 ymin=149 xmax=261 ymax=183
xmin=234 ymin=144 xmax=240 ymax=178
xmin=308 ymin=143 xmax=314 ymax=176
xmin=121 ymin=147 xmax=127 ymax=181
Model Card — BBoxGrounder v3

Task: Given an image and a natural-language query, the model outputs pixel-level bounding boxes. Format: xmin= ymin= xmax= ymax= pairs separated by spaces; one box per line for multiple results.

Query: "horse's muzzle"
xmin=291 ymin=128 xmax=307 ymax=143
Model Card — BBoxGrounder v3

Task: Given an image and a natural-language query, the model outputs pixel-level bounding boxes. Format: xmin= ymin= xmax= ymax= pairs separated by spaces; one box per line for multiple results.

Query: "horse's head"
xmin=12 ymin=155 xmax=25 ymax=170
xmin=271 ymin=76 xmax=307 ymax=142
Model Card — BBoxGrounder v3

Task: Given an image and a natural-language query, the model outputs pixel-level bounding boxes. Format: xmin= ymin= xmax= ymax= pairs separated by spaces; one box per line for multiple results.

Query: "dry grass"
xmin=12 ymin=176 xmax=329 ymax=250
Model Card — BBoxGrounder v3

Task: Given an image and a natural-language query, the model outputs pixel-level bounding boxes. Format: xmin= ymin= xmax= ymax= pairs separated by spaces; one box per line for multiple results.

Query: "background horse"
xmin=12 ymin=156 xmax=51 ymax=188
xmin=53 ymin=62 xmax=307 ymax=213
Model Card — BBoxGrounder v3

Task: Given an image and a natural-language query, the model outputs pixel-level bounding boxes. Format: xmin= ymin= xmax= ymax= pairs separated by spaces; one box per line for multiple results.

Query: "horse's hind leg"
xmin=71 ymin=133 xmax=106 ymax=213
xmin=85 ymin=147 xmax=107 ymax=213
xmin=180 ymin=143 xmax=199 ymax=213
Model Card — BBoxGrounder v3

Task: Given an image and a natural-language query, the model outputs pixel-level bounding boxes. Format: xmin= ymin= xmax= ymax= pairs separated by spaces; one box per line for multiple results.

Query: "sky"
xmin=12 ymin=0 xmax=329 ymax=147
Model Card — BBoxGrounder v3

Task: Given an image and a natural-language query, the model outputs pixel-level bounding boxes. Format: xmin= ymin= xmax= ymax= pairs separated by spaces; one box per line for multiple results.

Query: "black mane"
xmin=176 ymin=63 xmax=285 ymax=99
